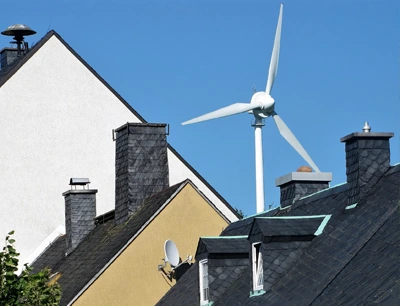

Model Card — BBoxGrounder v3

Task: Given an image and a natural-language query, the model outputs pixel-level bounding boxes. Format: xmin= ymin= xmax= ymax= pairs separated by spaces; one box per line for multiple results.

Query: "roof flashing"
xmin=314 ymin=215 xmax=332 ymax=236
xmin=345 ymin=203 xmax=358 ymax=210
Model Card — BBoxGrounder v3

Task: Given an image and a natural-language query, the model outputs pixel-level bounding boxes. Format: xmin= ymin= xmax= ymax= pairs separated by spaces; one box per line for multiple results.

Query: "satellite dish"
xmin=164 ymin=240 xmax=180 ymax=267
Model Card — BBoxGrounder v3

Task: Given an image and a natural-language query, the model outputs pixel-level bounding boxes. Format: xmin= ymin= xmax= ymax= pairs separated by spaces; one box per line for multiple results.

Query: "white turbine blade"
xmin=182 ymin=103 xmax=257 ymax=125
xmin=265 ymin=3 xmax=283 ymax=95
xmin=272 ymin=111 xmax=321 ymax=172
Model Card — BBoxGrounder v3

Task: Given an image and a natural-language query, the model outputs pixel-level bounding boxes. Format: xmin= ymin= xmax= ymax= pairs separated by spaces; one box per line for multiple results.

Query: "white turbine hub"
xmin=251 ymin=92 xmax=275 ymax=112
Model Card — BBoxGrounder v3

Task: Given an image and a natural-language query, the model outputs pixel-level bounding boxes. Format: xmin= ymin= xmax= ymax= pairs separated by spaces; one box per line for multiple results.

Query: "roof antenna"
xmin=46 ymin=20 xmax=52 ymax=33
xmin=1 ymin=24 xmax=36 ymax=56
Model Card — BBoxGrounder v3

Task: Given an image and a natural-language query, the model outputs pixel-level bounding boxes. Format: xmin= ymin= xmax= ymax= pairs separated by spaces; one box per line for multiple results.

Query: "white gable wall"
xmin=0 ymin=35 xmax=237 ymax=265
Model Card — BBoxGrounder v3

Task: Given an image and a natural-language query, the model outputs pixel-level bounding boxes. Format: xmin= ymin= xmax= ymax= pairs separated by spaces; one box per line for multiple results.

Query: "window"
xmin=199 ymin=259 xmax=209 ymax=305
xmin=252 ymin=243 xmax=263 ymax=291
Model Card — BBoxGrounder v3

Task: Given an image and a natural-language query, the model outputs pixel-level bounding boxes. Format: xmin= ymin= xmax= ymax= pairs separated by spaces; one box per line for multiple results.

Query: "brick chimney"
xmin=340 ymin=122 xmax=393 ymax=205
xmin=276 ymin=167 xmax=332 ymax=208
xmin=62 ymin=178 xmax=97 ymax=254
xmin=114 ymin=123 xmax=169 ymax=224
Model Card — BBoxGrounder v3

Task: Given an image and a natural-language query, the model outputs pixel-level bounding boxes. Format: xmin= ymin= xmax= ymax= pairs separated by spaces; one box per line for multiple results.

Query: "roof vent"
xmin=69 ymin=178 xmax=90 ymax=190
xmin=362 ymin=122 xmax=371 ymax=133
xmin=1 ymin=24 xmax=36 ymax=56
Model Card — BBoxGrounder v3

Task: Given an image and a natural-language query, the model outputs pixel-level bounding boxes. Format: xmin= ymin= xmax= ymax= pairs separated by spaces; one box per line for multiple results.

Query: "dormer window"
xmin=252 ymin=243 xmax=263 ymax=291
xmin=199 ymin=259 xmax=210 ymax=305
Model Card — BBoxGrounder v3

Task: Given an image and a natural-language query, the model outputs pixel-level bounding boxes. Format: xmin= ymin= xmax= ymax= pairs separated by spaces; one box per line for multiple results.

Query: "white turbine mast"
xmin=182 ymin=4 xmax=320 ymax=213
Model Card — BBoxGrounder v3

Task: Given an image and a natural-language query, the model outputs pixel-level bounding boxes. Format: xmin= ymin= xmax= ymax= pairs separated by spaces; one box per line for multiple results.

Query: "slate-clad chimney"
xmin=62 ymin=179 xmax=97 ymax=254
xmin=276 ymin=167 xmax=332 ymax=208
xmin=114 ymin=123 xmax=169 ymax=224
xmin=340 ymin=122 xmax=393 ymax=205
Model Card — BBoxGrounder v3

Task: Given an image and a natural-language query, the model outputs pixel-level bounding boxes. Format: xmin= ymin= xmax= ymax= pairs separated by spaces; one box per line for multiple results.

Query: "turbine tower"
xmin=182 ymin=4 xmax=320 ymax=213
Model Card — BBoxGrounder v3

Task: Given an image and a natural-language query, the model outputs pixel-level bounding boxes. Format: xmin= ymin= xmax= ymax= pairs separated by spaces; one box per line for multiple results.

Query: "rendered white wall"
xmin=0 ymin=36 xmax=237 ymax=266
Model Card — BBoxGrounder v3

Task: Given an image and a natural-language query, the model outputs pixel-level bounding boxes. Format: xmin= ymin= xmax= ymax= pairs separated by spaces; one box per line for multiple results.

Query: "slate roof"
xmin=31 ymin=180 xmax=187 ymax=305
xmin=208 ymin=258 xmax=249 ymax=301
xmin=196 ymin=237 xmax=249 ymax=256
xmin=220 ymin=208 xmax=277 ymax=237
xmin=211 ymin=241 xmax=312 ymax=306
xmin=156 ymin=162 xmax=400 ymax=306
xmin=0 ymin=30 xmax=240 ymax=221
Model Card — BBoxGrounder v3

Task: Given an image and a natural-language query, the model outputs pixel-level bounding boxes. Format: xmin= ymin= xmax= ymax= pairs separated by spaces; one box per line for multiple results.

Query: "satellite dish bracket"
xmin=158 ymin=255 xmax=193 ymax=281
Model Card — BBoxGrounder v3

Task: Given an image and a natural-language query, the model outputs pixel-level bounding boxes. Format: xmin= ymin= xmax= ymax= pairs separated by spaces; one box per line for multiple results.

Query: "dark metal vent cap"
xmin=1 ymin=24 xmax=36 ymax=37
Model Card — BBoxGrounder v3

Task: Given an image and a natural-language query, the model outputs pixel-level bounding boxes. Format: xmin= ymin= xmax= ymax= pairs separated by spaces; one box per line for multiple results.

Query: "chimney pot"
xmin=296 ymin=166 xmax=312 ymax=172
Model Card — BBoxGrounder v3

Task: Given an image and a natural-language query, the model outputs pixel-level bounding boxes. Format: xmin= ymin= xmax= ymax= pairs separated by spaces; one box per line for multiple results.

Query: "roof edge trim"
xmin=50 ymin=31 xmax=147 ymax=123
xmin=257 ymin=215 xmax=328 ymax=220
xmin=239 ymin=206 xmax=279 ymax=221
xmin=0 ymin=31 xmax=54 ymax=87
xmin=26 ymin=224 xmax=65 ymax=270
xmin=185 ymin=180 xmax=230 ymax=224
xmin=167 ymin=145 xmax=241 ymax=221
xmin=201 ymin=235 xmax=248 ymax=239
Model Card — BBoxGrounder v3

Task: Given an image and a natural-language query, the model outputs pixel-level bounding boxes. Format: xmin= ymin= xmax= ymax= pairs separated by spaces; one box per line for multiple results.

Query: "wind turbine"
xmin=182 ymin=4 xmax=320 ymax=213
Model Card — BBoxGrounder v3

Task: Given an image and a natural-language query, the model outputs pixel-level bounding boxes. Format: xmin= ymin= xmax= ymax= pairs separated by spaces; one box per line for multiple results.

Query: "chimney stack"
xmin=114 ymin=123 xmax=169 ymax=224
xmin=340 ymin=122 xmax=393 ymax=205
xmin=276 ymin=167 xmax=332 ymax=208
xmin=62 ymin=178 xmax=97 ymax=254
xmin=1 ymin=24 xmax=36 ymax=69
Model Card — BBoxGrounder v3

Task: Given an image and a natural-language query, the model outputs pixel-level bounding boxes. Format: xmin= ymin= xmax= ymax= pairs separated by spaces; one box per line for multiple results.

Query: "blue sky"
xmin=2 ymin=0 xmax=399 ymax=216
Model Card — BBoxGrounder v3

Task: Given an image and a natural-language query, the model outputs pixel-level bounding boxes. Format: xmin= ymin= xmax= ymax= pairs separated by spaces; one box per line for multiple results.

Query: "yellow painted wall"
xmin=73 ymin=183 xmax=229 ymax=306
